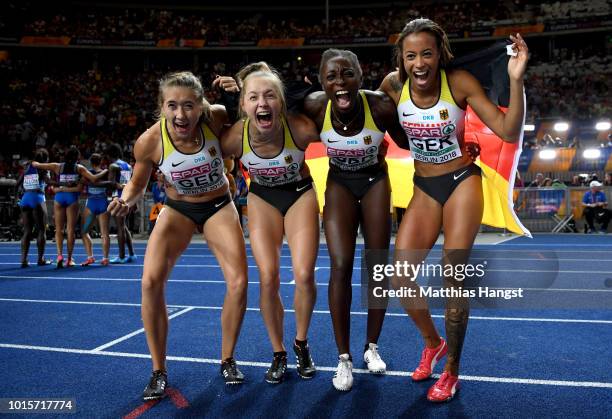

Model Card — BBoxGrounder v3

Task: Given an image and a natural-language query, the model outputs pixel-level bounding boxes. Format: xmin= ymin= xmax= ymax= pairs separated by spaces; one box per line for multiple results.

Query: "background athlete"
xmin=106 ymin=143 xmax=136 ymax=263
xmin=33 ymin=146 xmax=107 ymax=268
xmin=17 ymin=148 xmax=51 ymax=267
xmin=79 ymin=153 xmax=116 ymax=266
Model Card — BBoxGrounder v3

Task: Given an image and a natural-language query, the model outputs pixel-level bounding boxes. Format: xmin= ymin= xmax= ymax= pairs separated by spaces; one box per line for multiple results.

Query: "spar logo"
xmin=327 ymin=147 xmax=365 ymax=157
xmin=170 ymin=163 xmax=212 ymax=180
xmin=249 ymin=167 xmax=287 ymax=176
xmin=405 ymin=123 xmax=456 ymax=138
xmin=251 ymin=162 xmax=300 ymax=183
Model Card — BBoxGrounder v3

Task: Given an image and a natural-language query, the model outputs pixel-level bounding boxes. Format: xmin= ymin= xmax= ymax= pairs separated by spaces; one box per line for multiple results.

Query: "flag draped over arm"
xmin=450 ymin=42 xmax=531 ymax=237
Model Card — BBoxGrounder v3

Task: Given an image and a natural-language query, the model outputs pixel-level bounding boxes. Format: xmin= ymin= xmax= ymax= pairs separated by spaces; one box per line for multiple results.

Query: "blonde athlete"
xmin=108 ymin=71 xmax=248 ymax=400
xmin=221 ymin=63 xmax=320 ymax=384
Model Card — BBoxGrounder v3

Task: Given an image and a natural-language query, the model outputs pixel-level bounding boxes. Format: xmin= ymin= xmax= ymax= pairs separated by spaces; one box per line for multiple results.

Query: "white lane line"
xmin=7 ymin=253 xmax=612 ymax=263
xmin=27 ymin=245 xmax=589 ymax=256
xmin=0 ymin=298 xmax=143 ymax=307
xmin=1 ymin=297 xmax=611 ymax=324
xmin=90 ymin=307 xmax=195 ymax=352
xmin=491 ymin=236 xmax=520 ymax=245
xmin=1 ymin=241 xmax=612 ymax=250
xmin=2 ymin=275 xmax=611 ymax=292
xmin=0 ymin=343 xmax=610 ymax=389
xmin=0 ymin=275 xmax=272 ymax=285
xmin=4 ymin=275 xmax=612 ymax=293
xmin=3 ymin=264 xmax=611 ymax=274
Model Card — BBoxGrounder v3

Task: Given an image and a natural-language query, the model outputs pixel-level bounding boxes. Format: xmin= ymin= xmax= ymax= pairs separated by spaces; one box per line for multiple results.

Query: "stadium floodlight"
xmin=524 ymin=124 xmax=535 ymax=131
xmin=583 ymin=149 xmax=601 ymax=159
xmin=595 ymin=121 xmax=611 ymax=131
xmin=538 ymin=149 xmax=557 ymax=160
xmin=553 ymin=122 xmax=569 ymax=132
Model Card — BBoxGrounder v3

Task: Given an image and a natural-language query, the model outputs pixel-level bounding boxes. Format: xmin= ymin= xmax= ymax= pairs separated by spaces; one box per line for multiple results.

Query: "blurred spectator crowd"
xmin=526 ymin=52 xmax=610 ymax=123
xmin=1 ymin=0 xmax=609 ymax=41
xmin=0 ymin=0 xmax=609 ymax=181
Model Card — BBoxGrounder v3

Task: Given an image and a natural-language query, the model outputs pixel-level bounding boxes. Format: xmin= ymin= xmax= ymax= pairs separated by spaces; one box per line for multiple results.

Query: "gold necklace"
xmin=330 ymin=98 xmax=362 ymax=131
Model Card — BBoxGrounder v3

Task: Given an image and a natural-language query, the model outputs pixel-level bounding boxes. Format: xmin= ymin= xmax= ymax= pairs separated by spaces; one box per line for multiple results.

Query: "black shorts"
xmin=165 ymin=194 xmax=232 ymax=226
xmin=327 ymin=165 xmax=387 ymax=201
xmin=249 ymin=177 xmax=313 ymax=216
xmin=413 ymin=163 xmax=481 ymax=206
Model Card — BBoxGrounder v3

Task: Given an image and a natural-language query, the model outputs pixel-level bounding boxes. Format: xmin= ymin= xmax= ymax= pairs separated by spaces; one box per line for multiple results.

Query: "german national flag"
xmin=305 ymin=42 xmax=531 ymax=236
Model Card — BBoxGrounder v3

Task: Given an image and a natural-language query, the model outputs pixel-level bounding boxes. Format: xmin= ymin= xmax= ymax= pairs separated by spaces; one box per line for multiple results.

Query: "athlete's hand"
xmin=465 ymin=142 xmax=481 ymax=161
xmin=212 ymin=75 xmax=240 ymax=93
xmin=107 ymin=197 xmax=130 ymax=217
xmin=507 ymin=33 xmax=528 ymax=82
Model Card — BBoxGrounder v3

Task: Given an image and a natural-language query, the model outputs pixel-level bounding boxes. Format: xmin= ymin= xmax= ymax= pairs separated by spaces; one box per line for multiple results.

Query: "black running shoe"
xmin=265 ymin=353 xmax=287 ymax=384
xmin=142 ymin=370 xmax=167 ymax=401
xmin=293 ymin=342 xmax=316 ymax=379
xmin=20 ymin=261 xmax=29 ymax=268
xmin=37 ymin=259 xmax=51 ymax=266
xmin=220 ymin=358 xmax=244 ymax=385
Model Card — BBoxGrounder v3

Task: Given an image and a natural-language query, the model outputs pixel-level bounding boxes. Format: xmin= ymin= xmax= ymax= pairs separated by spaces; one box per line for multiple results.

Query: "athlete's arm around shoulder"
xmin=208 ymin=104 xmax=229 ymax=138
xmin=108 ymin=123 xmax=160 ymax=216
xmin=77 ymin=164 xmax=107 ymax=183
xmin=448 ymin=68 xmax=524 ymax=143
xmin=287 ymin=112 xmax=320 ymax=150
xmin=220 ymin=116 xmax=245 ymax=159
xmin=210 ymin=104 xmax=241 ymax=160
xmin=31 ymin=161 xmax=61 ymax=175
xmin=378 ymin=71 xmax=403 ymax=105
xmin=303 ymin=91 xmax=327 ymax=131
xmin=366 ymin=90 xmax=409 ymax=149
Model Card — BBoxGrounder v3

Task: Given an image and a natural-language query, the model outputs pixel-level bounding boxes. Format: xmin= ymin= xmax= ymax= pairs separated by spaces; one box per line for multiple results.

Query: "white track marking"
xmin=1 ymin=297 xmax=610 ymax=324
xmin=1 ymin=276 xmax=611 ymax=293
xmin=90 ymin=307 xmax=195 ymax=352
xmin=0 ymin=343 xmax=610 ymax=389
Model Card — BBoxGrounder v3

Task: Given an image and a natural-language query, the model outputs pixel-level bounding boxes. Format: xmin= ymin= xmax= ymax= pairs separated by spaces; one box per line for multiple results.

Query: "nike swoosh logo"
xmin=327 ymin=140 xmax=341 ymax=143
xmin=215 ymin=199 xmax=227 ymax=208
xmin=296 ymin=184 xmax=310 ymax=192
xmin=368 ymin=177 xmax=376 ymax=182
xmin=248 ymin=162 xmax=260 ymax=166
xmin=171 ymin=161 xmax=186 ymax=167
xmin=402 ymin=112 xmax=415 ymax=117
xmin=453 ymin=170 xmax=468 ymax=181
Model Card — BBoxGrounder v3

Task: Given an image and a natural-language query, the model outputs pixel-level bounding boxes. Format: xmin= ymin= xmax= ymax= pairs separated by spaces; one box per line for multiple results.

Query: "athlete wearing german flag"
xmin=379 ymin=18 xmax=529 ymax=402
